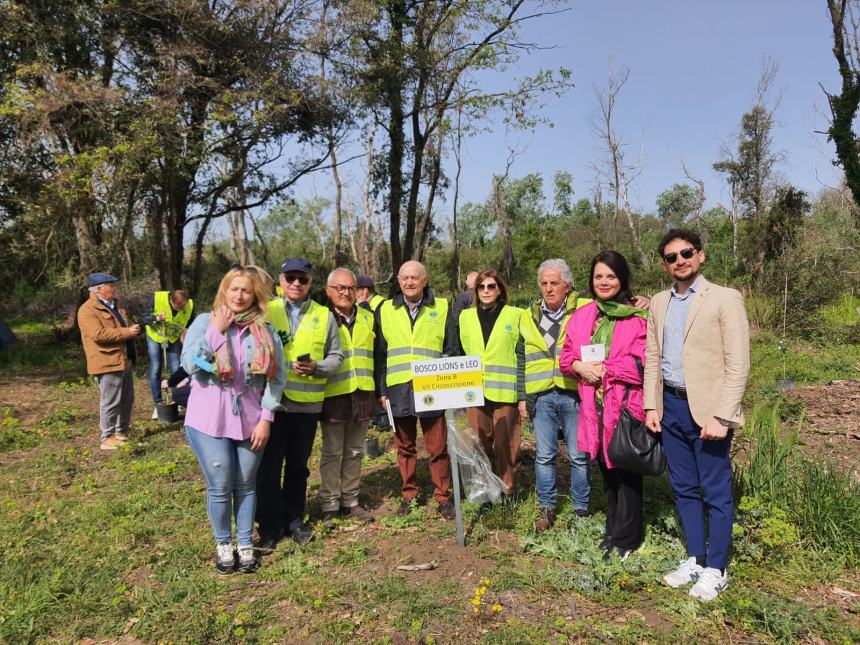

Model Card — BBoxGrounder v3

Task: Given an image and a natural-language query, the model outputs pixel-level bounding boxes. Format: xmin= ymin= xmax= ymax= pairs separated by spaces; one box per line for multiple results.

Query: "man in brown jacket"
xmin=78 ymin=272 xmax=141 ymax=450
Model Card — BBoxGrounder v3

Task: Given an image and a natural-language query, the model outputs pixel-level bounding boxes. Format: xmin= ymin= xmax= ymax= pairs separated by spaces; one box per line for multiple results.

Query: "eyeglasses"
xmin=477 ymin=283 xmax=498 ymax=291
xmin=328 ymin=285 xmax=356 ymax=294
xmin=284 ymin=274 xmax=310 ymax=285
xmin=662 ymin=248 xmax=696 ymax=264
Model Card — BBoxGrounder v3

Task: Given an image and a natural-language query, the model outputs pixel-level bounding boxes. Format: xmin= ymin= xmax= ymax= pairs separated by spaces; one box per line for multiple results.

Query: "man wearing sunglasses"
xmin=643 ymin=229 xmax=750 ymax=602
xmin=256 ymin=258 xmax=344 ymax=549
xmin=375 ymin=260 xmax=458 ymax=520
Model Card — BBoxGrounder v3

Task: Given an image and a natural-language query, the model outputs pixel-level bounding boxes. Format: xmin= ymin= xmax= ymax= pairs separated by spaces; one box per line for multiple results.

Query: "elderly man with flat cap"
xmin=77 ymin=272 xmax=142 ymax=450
xmin=255 ymin=258 xmax=343 ymax=549
xmin=356 ymin=274 xmax=386 ymax=312
xmin=375 ymin=260 xmax=457 ymax=519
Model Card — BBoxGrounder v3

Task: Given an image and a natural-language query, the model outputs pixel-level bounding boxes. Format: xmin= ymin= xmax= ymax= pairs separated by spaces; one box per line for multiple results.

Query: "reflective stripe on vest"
xmin=519 ymin=308 xmax=578 ymax=394
xmin=379 ymin=297 xmax=448 ymax=387
xmin=145 ymin=291 xmax=193 ymax=344
xmin=458 ymin=305 xmax=522 ymax=403
xmin=325 ymin=307 xmax=375 ymax=397
xmin=268 ymin=298 xmax=329 ymax=403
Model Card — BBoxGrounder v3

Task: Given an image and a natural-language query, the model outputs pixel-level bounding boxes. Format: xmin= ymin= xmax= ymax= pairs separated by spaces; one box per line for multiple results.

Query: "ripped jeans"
xmin=185 ymin=425 xmax=265 ymax=546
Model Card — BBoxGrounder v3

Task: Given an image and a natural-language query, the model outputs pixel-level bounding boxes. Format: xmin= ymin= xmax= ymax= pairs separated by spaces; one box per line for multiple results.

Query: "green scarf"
xmin=590 ymin=299 xmax=648 ymax=348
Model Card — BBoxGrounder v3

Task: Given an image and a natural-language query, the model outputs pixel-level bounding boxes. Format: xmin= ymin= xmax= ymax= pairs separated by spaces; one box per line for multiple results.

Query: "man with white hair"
xmin=77 ymin=272 xmax=142 ymax=450
xmin=520 ymin=259 xmax=592 ymax=529
xmin=375 ymin=260 xmax=457 ymax=519
xmin=319 ymin=267 xmax=376 ymax=527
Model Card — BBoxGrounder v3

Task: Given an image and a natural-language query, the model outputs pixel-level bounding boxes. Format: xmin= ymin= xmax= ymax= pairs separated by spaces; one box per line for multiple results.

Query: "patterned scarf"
xmin=213 ymin=310 xmax=278 ymax=382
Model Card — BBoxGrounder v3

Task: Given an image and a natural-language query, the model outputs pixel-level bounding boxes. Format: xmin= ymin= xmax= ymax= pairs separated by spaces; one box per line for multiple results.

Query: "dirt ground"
xmin=784 ymin=379 xmax=860 ymax=478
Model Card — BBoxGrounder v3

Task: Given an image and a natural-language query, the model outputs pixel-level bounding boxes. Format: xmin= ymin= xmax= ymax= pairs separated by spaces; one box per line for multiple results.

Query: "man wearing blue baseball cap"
xmin=255 ymin=258 xmax=344 ymax=549
xmin=77 ymin=272 xmax=142 ymax=450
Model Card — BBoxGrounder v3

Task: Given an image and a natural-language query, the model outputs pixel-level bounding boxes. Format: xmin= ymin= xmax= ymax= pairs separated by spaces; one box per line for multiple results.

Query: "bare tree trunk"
xmin=493 ymin=177 xmax=514 ymax=280
xmin=590 ymin=61 xmax=650 ymax=269
xmin=191 ymin=218 xmax=213 ymax=296
xmin=450 ymin=99 xmax=464 ymax=292
xmin=415 ymin=128 xmax=443 ymax=262
xmin=329 ymin=129 xmax=346 ymax=266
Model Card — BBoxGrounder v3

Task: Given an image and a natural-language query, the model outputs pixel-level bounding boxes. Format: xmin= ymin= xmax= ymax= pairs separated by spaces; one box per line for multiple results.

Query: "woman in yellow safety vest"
xmin=457 ymin=269 xmax=525 ymax=496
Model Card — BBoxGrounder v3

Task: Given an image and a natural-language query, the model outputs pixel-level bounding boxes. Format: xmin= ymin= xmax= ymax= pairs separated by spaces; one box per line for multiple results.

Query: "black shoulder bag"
xmin=607 ymin=359 xmax=666 ymax=476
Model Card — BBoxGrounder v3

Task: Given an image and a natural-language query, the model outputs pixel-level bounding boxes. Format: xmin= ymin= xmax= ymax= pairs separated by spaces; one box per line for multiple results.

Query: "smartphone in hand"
xmin=296 ymin=353 xmax=311 ymax=362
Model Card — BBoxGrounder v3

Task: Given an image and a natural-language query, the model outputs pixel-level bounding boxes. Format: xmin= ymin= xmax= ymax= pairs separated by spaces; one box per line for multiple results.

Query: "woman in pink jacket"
xmin=560 ymin=251 xmax=647 ymax=560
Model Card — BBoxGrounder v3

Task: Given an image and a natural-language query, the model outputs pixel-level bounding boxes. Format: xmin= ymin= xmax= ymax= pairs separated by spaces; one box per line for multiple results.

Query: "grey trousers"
xmin=96 ymin=364 xmax=135 ymax=439
xmin=319 ymin=420 xmax=370 ymax=512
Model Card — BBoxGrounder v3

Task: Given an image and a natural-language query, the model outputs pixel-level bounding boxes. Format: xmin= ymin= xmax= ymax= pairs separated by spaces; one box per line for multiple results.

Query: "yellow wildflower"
xmin=471 ymin=598 xmax=480 ymax=606
xmin=491 ymin=604 xmax=502 ymax=613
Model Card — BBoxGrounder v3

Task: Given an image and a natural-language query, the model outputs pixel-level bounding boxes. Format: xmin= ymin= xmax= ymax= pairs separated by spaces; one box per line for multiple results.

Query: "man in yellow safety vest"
xmin=255 ymin=258 xmax=343 ymax=549
xmin=143 ymin=289 xmax=193 ymax=418
xmin=319 ymin=268 xmax=377 ymax=529
xmin=520 ymin=259 xmax=593 ymax=531
xmin=375 ymin=260 xmax=457 ymax=520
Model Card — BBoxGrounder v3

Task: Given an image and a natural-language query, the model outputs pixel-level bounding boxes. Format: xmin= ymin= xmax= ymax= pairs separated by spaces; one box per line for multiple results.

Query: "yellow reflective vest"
xmin=367 ymin=293 xmax=386 ymax=312
xmin=145 ymin=291 xmax=193 ymax=344
xmin=379 ymin=297 xmax=448 ymax=387
xmin=458 ymin=305 xmax=522 ymax=403
xmin=520 ymin=293 xmax=591 ymax=395
xmin=268 ymin=298 xmax=329 ymax=403
xmin=325 ymin=307 xmax=375 ymax=397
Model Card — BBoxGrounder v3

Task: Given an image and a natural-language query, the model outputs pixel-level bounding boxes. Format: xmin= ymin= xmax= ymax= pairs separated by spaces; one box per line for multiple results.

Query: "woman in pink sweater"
xmin=559 ymin=251 xmax=647 ymax=560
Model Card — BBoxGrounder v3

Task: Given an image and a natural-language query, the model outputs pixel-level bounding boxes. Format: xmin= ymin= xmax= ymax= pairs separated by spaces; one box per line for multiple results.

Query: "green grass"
xmin=0 ymin=329 xmax=858 ymax=642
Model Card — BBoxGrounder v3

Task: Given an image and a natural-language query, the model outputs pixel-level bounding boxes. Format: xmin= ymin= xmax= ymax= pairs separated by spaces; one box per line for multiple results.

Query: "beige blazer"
xmin=643 ymin=276 xmax=750 ymax=428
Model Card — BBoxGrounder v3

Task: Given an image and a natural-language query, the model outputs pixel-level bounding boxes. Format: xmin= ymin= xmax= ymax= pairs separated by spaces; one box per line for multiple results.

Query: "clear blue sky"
xmin=286 ymin=1 xmax=843 ymax=225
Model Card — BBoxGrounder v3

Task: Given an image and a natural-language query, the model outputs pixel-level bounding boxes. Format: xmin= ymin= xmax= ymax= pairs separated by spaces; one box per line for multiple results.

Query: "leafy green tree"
xmin=656 ymin=183 xmax=699 ymax=227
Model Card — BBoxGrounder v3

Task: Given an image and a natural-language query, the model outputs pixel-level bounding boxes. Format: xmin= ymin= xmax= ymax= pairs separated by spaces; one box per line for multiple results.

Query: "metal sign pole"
xmin=445 ymin=408 xmax=465 ymax=547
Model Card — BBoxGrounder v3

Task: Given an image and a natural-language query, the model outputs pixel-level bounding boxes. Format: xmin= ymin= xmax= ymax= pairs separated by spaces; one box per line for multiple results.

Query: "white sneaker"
xmin=216 ymin=543 xmax=235 ymax=574
xmin=689 ymin=567 xmax=728 ymax=602
xmin=662 ymin=557 xmax=705 ymax=588
xmin=151 ymin=407 xmax=159 ymax=420
xmin=237 ymin=544 xmax=257 ymax=573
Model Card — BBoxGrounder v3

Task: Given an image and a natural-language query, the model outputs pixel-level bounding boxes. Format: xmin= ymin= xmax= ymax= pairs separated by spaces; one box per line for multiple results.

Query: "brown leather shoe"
xmin=342 ymin=504 xmax=375 ymax=523
xmin=535 ymin=507 xmax=556 ymax=531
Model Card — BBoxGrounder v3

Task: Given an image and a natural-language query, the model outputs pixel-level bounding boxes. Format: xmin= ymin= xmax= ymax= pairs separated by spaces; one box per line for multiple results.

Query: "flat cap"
xmin=87 ymin=272 xmax=118 ymax=288
xmin=356 ymin=274 xmax=375 ymax=289
xmin=279 ymin=258 xmax=312 ymax=274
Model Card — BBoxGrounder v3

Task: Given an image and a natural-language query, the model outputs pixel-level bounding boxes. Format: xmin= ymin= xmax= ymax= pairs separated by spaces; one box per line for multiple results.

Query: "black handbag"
xmin=607 ymin=387 xmax=666 ymax=476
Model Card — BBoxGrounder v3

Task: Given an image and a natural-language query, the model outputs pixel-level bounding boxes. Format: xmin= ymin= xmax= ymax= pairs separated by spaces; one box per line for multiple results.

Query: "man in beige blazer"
xmin=643 ymin=229 xmax=749 ymax=603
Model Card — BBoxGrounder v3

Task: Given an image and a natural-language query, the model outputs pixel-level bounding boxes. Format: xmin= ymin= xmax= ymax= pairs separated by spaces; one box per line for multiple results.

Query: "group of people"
xmin=78 ymin=227 xmax=749 ymax=602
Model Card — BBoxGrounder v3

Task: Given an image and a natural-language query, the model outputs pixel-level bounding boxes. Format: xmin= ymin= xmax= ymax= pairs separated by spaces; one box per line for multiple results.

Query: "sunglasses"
xmin=662 ymin=248 xmax=696 ymax=264
xmin=284 ymin=274 xmax=310 ymax=285
xmin=230 ymin=264 xmax=258 ymax=275
xmin=477 ymin=283 xmax=498 ymax=291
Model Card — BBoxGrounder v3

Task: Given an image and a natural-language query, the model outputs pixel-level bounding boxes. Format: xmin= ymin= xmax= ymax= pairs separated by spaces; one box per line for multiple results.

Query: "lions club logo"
xmin=429 ymin=310 xmax=438 ymax=319
xmin=504 ymin=323 xmax=513 ymax=333
xmin=464 ymin=390 xmax=476 ymax=403
xmin=422 ymin=394 xmax=435 ymax=406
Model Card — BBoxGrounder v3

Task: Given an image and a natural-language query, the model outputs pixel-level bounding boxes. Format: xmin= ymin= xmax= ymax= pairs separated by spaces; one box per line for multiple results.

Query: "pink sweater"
xmin=558 ymin=301 xmax=646 ymax=469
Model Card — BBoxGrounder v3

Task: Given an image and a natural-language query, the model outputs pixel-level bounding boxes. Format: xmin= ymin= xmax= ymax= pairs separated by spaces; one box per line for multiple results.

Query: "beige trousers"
xmin=319 ymin=420 xmax=371 ymax=512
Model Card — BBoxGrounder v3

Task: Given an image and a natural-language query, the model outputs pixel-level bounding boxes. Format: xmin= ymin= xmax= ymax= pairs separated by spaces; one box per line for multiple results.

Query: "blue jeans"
xmin=147 ymin=335 xmax=181 ymax=403
xmin=185 ymin=426 xmax=264 ymax=546
xmin=661 ymin=391 xmax=734 ymax=570
xmin=534 ymin=389 xmax=591 ymax=511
